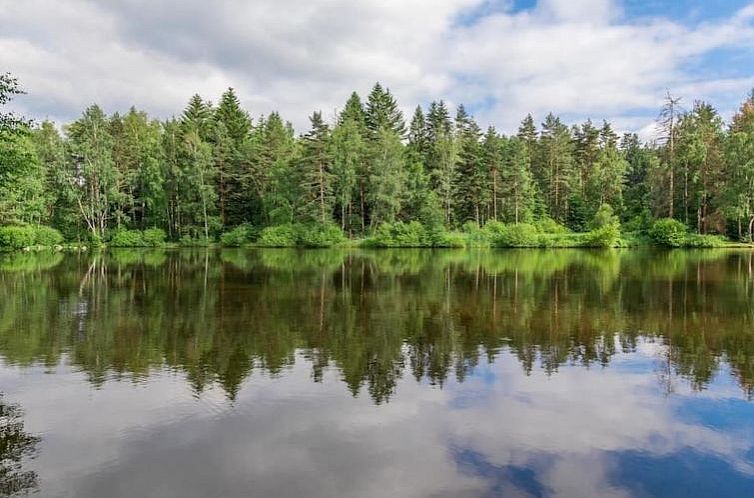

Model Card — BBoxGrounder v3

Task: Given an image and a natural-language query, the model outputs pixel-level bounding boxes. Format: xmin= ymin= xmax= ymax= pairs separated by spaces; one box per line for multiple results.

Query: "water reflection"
xmin=0 ymin=395 xmax=39 ymax=497
xmin=1 ymin=249 xmax=753 ymax=401
xmin=0 ymin=248 xmax=753 ymax=497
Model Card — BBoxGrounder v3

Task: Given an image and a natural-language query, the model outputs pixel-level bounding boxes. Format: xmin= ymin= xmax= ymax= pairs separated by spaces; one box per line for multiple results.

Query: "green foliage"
xmin=298 ymin=223 xmax=347 ymax=248
xmin=109 ymin=229 xmax=146 ymax=247
xmin=432 ymin=231 xmax=466 ymax=248
xmin=142 ymin=228 xmax=167 ymax=247
xmin=583 ymin=224 xmax=621 ymax=248
xmin=178 ymin=235 xmax=213 ymax=247
xmin=364 ymin=221 xmax=465 ymax=248
xmin=494 ymin=223 xmax=540 ymax=248
xmin=0 ymin=226 xmax=35 ymax=249
xmin=34 ymin=226 xmax=64 ymax=246
xmin=534 ymin=217 xmax=570 ymax=234
xmin=0 ymin=225 xmax=63 ymax=249
xmin=367 ymin=221 xmax=428 ymax=247
xmin=220 ymin=224 xmax=255 ymax=247
xmin=179 ymin=235 xmax=194 ymax=247
xmin=108 ymin=228 xmax=166 ymax=248
xmin=622 ymin=208 xmax=653 ymax=233
xmin=589 ymin=204 xmax=618 ymax=230
xmin=649 ymin=218 xmax=688 ymax=247
xmin=5 ymin=72 xmax=754 ymax=249
xmin=257 ymin=224 xmax=300 ymax=247
xmin=685 ymin=234 xmax=726 ymax=248
xmin=88 ymin=232 xmax=103 ymax=248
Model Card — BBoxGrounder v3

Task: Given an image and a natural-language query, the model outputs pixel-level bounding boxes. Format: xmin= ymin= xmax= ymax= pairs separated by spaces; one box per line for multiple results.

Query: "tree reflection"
xmin=0 ymin=248 xmax=753 ymax=403
xmin=0 ymin=395 xmax=39 ymax=497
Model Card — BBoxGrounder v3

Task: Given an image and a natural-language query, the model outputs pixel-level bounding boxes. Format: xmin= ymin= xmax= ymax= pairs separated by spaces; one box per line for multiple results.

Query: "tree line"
xmin=2 ymin=71 xmax=754 ymax=244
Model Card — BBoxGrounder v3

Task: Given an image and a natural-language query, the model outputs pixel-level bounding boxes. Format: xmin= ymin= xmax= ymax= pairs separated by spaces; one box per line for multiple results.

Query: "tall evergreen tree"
xmin=453 ymin=105 xmax=485 ymax=224
xmin=725 ymin=92 xmax=754 ymax=239
xmin=538 ymin=113 xmax=574 ymax=222
xmin=297 ymin=112 xmax=334 ymax=224
xmin=365 ymin=83 xmax=405 ymax=138
xmin=213 ymin=87 xmax=252 ymax=226
xmin=500 ymin=137 xmax=536 ymax=224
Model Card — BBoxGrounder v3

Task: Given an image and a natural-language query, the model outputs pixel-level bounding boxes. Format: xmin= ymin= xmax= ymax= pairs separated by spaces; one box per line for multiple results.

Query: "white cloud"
xmin=1 ymin=0 xmax=754 ymax=136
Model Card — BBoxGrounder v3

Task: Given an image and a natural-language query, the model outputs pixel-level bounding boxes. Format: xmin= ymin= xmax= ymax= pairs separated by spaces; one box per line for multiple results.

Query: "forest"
xmin=2 ymin=71 xmax=754 ymax=249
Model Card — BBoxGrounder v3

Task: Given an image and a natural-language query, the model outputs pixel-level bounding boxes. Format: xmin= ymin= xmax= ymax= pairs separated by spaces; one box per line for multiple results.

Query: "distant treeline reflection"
xmin=1 ymin=249 xmax=753 ymax=403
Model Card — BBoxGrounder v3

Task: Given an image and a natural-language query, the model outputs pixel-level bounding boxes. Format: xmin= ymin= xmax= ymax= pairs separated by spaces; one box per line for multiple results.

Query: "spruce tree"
xmin=453 ymin=105 xmax=485 ymax=224
xmin=297 ymin=112 xmax=334 ymax=224
xmin=365 ymin=83 xmax=405 ymax=138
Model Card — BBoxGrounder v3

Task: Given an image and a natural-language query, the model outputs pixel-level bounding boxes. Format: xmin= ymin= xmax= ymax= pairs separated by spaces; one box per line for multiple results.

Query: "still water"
xmin=1 ymin=248 xmax=754 ymax=498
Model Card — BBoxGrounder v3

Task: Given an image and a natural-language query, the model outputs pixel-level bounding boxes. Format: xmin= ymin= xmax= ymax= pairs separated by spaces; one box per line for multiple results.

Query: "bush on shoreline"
xmin=649 ymin=219 xmax=726 ymax=248
xmin=220 ymin=223 xmax=256 ymax=247
xmin=257 ymin=222 xmax=347 ymax=247
xmin=109 ymin=228 xmax=167 ymax=247
xmin=0 ymin=225 xmax=63 ymax=250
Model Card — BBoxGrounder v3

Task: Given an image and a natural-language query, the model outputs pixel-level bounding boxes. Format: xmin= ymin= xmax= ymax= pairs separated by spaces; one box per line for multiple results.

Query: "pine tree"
xmin=213 ymin=88 xmax=252 ymax=226
xmin=538 ymin=113 xmax=574 ymax=222
xmin=453 ymin=105 xmax=485 ymax=224
xmin=365 ymin=83 xmax=405 ymax=138
xmin=408 ymin=105 xmax=429 ymax=164
xmin=252 ymin=112 xmax=297 ymax=225
xmin=297 ymin=112 xmax=334 ymax=224
xmin=500 ymin=137 xmax=536 ymax=224
xmin=725 ymin=92 xmax=754 ymax=239
xmin=676 ymin=101 xmax=725 ymax=233
xmin=432 ymin=136 xmax=458 ymax=226
xmin=481 ymin=127 xmax=503 ymax=221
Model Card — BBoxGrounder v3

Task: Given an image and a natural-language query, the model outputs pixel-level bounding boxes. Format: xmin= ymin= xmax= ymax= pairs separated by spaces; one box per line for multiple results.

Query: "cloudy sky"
xmin=2 ymin=0 xmax=754 ymax=137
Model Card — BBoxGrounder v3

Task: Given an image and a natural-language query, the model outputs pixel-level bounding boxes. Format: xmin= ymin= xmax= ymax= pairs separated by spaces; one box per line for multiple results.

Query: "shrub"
xmin=583 ymin=223 xmax=621 ymax=248
xmin=142 ymin=228 xmax=167 ymax=247
xmin=534 ymin=217 xmax=570 ymax=234
xmin=88 ymin=232 xmax=103 ymax=248
xmin=220 ymin=224 xmax=255 ymax=247
xmin=367 ymin=221 xmax=428 ymax=247
xmin=179 ymin=235 xmax=195 ymax=247
xmin=0 ymin=226 xmax=36 ymax=250
xmin=258 ymin=224 xmax=299 ymax=247
xmin=109 ymin=229 xmax=146 ymax=247
xmin=394 ymin=221 xmax=429 ymax=246
xmin=178 ymin=235 xmax=213 ymax=247
xmin=589 ymin=204 xmax=619 ymax=230
xmin=685 ymin=234 xmax=725 ymax=248
xmin=649 ymin=218 xmax=687 ymax=247
xmin=494 ymin=223 xmax=540 ymax=247
xmin=432 ymin=231 xmax=466 ymax=248
xmin=461 ymin=222 xmax=495 ymax=247
xmin=622 ymin=208 xmax=653 ymax=233
xmin=33 ymin=226 xmax=64 ymax=246
xmin=299 ymin=223 xmax=346 ymax=247
xmin=0 ymin=225 xmax=64 ymax=249
xmin=482 ymin=220 xmax=507 ymax=235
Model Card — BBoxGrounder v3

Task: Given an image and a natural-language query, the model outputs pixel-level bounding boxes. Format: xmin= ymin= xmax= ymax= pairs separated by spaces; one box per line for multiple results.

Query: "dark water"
xmin=1 ymin=248 xmax=754 ymax=498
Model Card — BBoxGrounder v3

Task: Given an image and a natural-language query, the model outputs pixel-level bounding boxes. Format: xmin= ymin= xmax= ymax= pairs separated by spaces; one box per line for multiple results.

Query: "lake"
xmin=1 ymin=248 xmax=753 ymax=498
